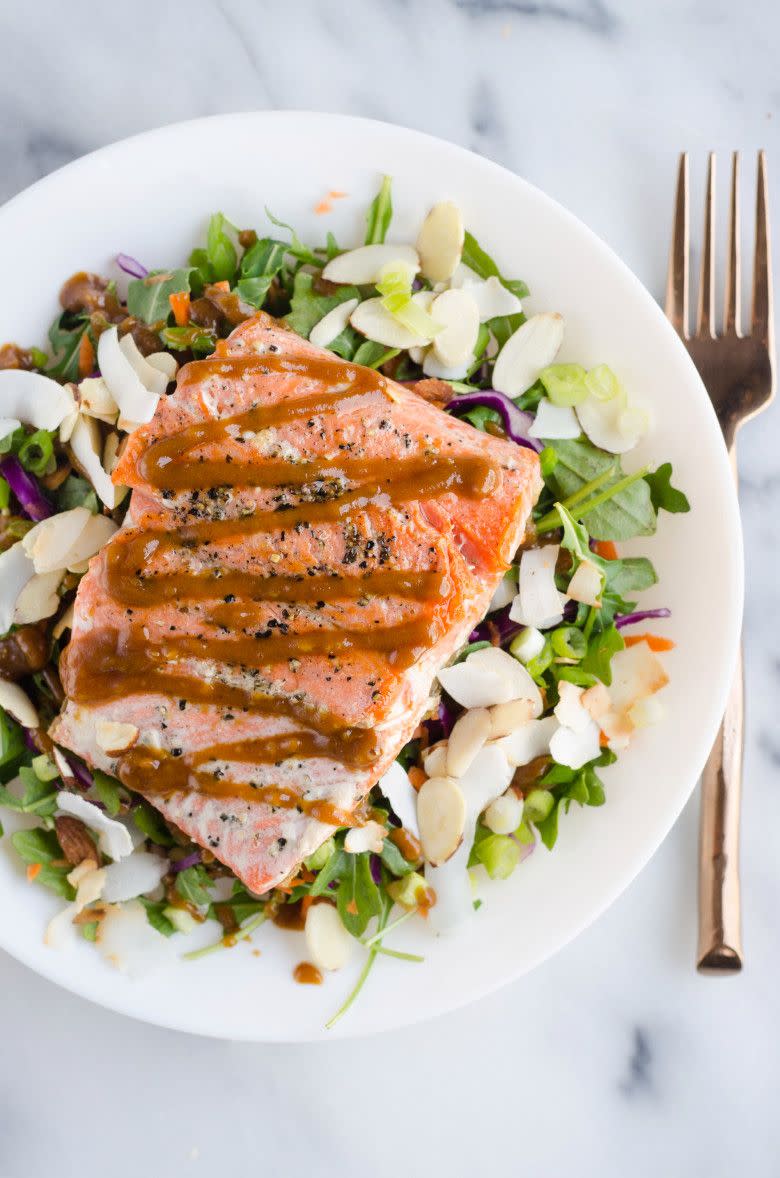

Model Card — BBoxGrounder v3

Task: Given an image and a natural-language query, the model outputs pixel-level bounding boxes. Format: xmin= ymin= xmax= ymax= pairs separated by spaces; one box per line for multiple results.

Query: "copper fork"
xmin=665 ymin=151 xmax=775 ymax=973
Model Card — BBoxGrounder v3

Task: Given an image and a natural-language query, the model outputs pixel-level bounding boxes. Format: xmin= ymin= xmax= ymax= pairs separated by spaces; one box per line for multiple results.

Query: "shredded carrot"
xmin=346 ymin=898 xmax=358 ymax=916
xmin=592 ymin=539 xmax=618 ymax=560
xmin=624 ymin=633 xmax=676 ymax=652
xmin=169 ymin=290 xmax=190 ymax=326
xmin=210 ymin=280 xmax=230 ymax=293
xmin=329 ymin=190 xmax=347 ymax=199
xmin=77 ymin=331 xmax=95 ymax=378
xmin=26 ymin=863 xmax=41 ymax=881
xmin=408 ymin=766 xmax=427 ymax=791
xmin=301 ymin=895 xmax=314 ymax=918
xmin=314 ymin=199 xmax=332 ymax=215
xmin=599 ymin=730 xmax=610 ymax=748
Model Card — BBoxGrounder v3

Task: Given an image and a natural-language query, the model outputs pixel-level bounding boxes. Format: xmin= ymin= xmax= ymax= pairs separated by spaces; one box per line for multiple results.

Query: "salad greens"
xmin=0 ymin=174 xmax=688 ymax=1026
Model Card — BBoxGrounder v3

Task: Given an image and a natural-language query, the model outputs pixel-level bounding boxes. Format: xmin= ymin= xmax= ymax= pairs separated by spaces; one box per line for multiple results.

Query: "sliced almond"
xmin=69 ymin=415 xmax=117 ymax=508
xmin=55 ymin=815 xmax=98 ymax=866
xmin=576 ymin=391 xmax=648 ymax=454
xmin=430 ymin=288 xmax=480 ymax=368
xmin=344 ymin=820 xmax=386 ymax=854
xmin=350 ymin=297 xmax=433 ymax=349
xmin=322 ymin=243 xmax=419 ymax=285
xmin=417 ymin=201 xmax=465 ymax=282
xmin=446 ymin=707 xmax=491 ymax=778
xmin=23 ymin=507 xmax=91 ymax=573
xmin=305 ymin=902 xmax=352 ymax=972
xmin=417 ymin=775 xmax=466 ymax=866
xmin=422 ymin=741 xmax=448 ymax=778
xmin=421 ymin=348 xmax=474 ymax=381
xmin=492 ymin=312 xmax=565 ymax=397
xmin=0 ymin=678 xmax=39 ymax=729
xmin=13 ymin=570 xmax=62 ymax=624
xmin=489 ymin=697 xmax=535 ymax=738
xmin=77 ymin=376 xmax=119 ymax=423
xmin=309 ymin=297 xmax=359 ymax=348
xmin=103 ymin=431 xmax=121 ymax=474
xmin=95 ymin=721 xmax=139 ymax=754
xmin=0 ymin=542 xmax=35 ymax=634
xmin=145 ymin=352 xmax=179 ymax=381
xmin=566 ymin=558 xmax=603 ymax=607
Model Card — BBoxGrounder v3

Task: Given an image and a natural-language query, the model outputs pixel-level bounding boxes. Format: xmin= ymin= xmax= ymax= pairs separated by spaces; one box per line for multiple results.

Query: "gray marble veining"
xmin=1 ymin=0 xmax=779 ymax=1174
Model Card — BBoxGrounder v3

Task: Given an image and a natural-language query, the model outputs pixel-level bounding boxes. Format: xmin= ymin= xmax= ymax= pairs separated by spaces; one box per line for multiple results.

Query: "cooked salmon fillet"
xmin=51 ymin=313 xmax=541 ymax=893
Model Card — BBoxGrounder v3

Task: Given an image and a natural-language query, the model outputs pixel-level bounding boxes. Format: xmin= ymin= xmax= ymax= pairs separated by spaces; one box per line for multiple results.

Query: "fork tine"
xmin=696 ymin=153 xmax=717 ymax=337
xmin=665 ymin=152 xmax=689 ymax=336
xmin=723 ymin=152 xmax=741 ymax=335
xmin=751 ymin=150 xmax=773 ymax=345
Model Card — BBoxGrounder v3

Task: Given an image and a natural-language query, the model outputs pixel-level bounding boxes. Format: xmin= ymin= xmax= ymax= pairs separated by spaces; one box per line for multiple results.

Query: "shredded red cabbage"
xmin=0 ymin=456 xmax=53 ymax=521
xmin=615 ymin=608 xmax=671 ymax=630
xmin=170 ymin=849 xmax=202 ymax=873
xmin=448 ymin=390 xmax=542 ymax=452
xmin=369 ymin=853 xmax=382 ymax=885
xmin=116 ymin=253 xmax=148 ymax=279
xmin=423 ymin=698 xmax=457 ymax=745
xmin=469 ymin=603 xmax=523 ymax=646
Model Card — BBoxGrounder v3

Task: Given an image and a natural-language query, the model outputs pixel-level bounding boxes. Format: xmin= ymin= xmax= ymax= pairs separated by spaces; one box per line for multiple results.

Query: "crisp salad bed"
xmin=0 ymin=178 xmax=688 ymax=1025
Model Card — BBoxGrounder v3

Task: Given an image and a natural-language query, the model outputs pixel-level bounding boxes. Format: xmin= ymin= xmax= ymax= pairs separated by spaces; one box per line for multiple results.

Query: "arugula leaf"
xmin=544 ymin=438 xmax=656 ymax=540
xmin=380 ymin=838 xmax=416 ymax=877
xmin=0 ymin=709 xmax=26 ymax=782
xmin=235 ymin=238 xmax=289 ymax=309
xmin=580 ymin=623 xmax=624 ymax=685
xmin=285 ymin=271 xmax=361 ymax=342
xmin=364 ymin=175 xmax=393 ymax=244
xmin=309 ymin=846 xmax=348 ymax=896
xmin=337 ymin=852 xmax=382 ymax=937
xmin=352 ymin=341 xmax=399 ymax=369
xmin=0 ymin=766 xmax=58 ymax=818
xmin=188 ymin=246 xmax=214 ymax=292
xmin=55 ymin=474 xmax=99 ymax=514
xmin=160 ymin=325 xmax=216 ymax=355
xmin=92 ymin=770 xmax=123 ymax=817
xmin=174 ymin=864 xmax=212 ymax=908
xmin=534 ymin=750 xmax=615 ymax=849
xmin=461 ymin=231 xmax=529 ymax=298
xmin=139 ymin=899 xmax=176 ymax=937
xmin=11 ymin=828 xmax=75 ymax=899
xmin=206 ymin=213 xmax=238 ymax=282
xmin=47 ymin=313 xmax=89 ymax=383
xmin=220 ymin=887 xmax=266 ymax=925
xmin=487 ymin=311 xmax=525 ymax=351
xmin=127 ymin=268 xmax=192 ymax=325
xmin=132 ymin=801 xmax=175 ymax=847
xmin=645 ymin=462 xmax=690 ymax=515
xmin=265 ymin=208 xmax=323 ymax=266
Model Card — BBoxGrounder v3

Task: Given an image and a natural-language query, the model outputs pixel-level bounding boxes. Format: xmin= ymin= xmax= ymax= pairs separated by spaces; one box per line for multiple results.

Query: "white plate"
xmin=0 ymin=112 xmax=741 ymax=1041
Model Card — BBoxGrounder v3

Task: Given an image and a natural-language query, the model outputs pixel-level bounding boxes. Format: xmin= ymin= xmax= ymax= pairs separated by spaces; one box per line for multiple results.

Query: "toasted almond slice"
xmin=350 ymin=297 xmax=433 ymax=348
xmin=566 ymin=558 xmax=603 ymax=607
xmin=0 ymin=678 xmax=39 ymax=729
xmin=309 ymin=297 xmax=359 ymax=348
xmin=417 ymin=201 xmax=465 ymax=282
xmin=483 ymin=791 xmax=524 ymax=835
xmin=344 ymin=820 xmax=386 ymax=854
xmin=430 ymin=288 xmax=480 ymax=368
xmin=446 ymin=707 xmax=491 ymax=778
xmin=95 ymin=721 xmax=139 ymax=754
xmin=305 ymin=902 xmax=352 ymax=972
xmin=489 ymin=697 xmax=535 ymax=738
xmin=423 ymin=741 xmax=448 ymax=778
xmin=417 ymin=775 xmax=466 ymax=866
xmin=492 ymin=312 xmax=565 ymax=397
xmin=322 ymin=243 xmax=419 ymax=285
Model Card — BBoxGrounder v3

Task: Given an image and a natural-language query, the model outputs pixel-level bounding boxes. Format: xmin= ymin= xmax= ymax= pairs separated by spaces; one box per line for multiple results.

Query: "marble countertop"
xmin=2 ymin=0 xmax=779 ymax=1174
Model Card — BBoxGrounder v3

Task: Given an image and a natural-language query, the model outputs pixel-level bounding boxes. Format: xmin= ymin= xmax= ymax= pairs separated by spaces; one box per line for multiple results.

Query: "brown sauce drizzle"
xmin=293 ymin=962 xmax=323 ymax=985
xmin=66 ymin=341 xmax=501 ymax=822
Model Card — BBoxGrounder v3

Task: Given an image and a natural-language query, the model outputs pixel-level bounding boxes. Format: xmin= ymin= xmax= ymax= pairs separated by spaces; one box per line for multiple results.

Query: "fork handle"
xmin=697 ymin=451 xmax=744 ymax=973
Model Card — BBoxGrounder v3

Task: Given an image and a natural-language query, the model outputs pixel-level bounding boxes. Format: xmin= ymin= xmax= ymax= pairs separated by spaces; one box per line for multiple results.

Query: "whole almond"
xmin=55 ymin=815 xmax=98 ymax=866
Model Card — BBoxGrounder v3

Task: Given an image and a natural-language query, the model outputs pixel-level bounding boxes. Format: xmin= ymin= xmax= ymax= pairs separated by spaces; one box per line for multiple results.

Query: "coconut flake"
xmin=77 ymin=377 xmax=119 ymax=424
xmin=488 ymin=570 xmax=517 ymax=613
xmin=97 ymin=326 xmax=159 ymax=425
xmin=344 ymin=820 xmax=386 ymax=854
xmin=309 ymin=298 xmax=359 ymax=348
xmin=69 ymin=415 xmax=117 ymax=508
xmin=118 ymin=333 xmax=169 ymax=396
xmin=56 ymin=792 xmax=133 ymax=860
xmin=566 ymin=558 xmax=603 ymax=608
xmin=0 ymin=678 xmax=39 ymax=729
xmin=376 ymin=760 xmax=420 ymax=838
xmin=322 ymin=243 xmax=419 ymax=285
xmin=0 ymin=417 xmax=21 ymax=441
xmin=492 ymin=312 xmax=565 ymax=397
xmin=529 ymin=399 xmax=581 ymax=439
xmin=0 ymin=370 xmax=76 ymax=430
xmin=145 ymin=352 xmax=178 ymax=381
xmin=510 ymin=545 xmax=565 ymax=629
xmin=0 ymin=542 xmax=35 ymax=634
xmin=102 ymin=852 xmax=168 ymax=902
xmin=553 ymin=682 xmax=592 ymax=733
xmin=97 ymin=899 xmax=173 ymax=977
xmin=549 ymin=718 xmax=601 ymax=770
xmin=492 ymin=715 xmax=559 ymax=767
xmin=438 ymin=646 xmax=543 ymax=713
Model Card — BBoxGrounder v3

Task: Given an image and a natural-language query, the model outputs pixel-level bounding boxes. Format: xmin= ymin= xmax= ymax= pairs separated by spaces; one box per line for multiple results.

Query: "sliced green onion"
xmin=18 ymin=430 xmax=55 ymax=477
xmin=540 ymin=364 xmax=588 ymax=407
xmin=523 ymin=788 xmax=555 ymax=823
xmin=551 ymin=626 xmax=587 ymax=661
xmin=386 ymin=871 xmax=428 ymax=910
xmin=525 ymin=639 xmax=554 ymax=682
xmin=474 ymin=833 xmax=521 ymax=880
xmin=376 ymin=263 xmax=441 ymax=338
xmin=305 ymin=837 xmax=335 ymax=872
xmin=163 ymin=906 xmax=199 ymax=935
xmin=0 ymin=477 xmax=9 ymax=511
xmin=30 ymin=347 xmax=49 ymax=370
xmin=32 ymin=754 xmax=59 ymax=783
xmin=584 ymin=364 xmax=623 ymax=402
